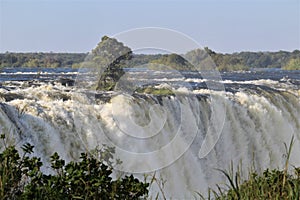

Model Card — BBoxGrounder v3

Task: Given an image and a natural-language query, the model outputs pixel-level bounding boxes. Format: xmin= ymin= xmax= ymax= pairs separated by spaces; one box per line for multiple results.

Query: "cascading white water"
xmin=0 ymin=82 xmax=299 ymax=198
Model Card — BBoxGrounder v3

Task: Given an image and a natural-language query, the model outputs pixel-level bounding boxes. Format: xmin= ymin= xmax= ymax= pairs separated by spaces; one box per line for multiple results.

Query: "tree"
xmin=25 ymin=58 xmax=39 ymax=67
xmin=283 ymin=58 xmax=300 ymax=70
xmin=150 ymin=53 xmax=192 ymax=70
xmin=90 ymin=36 xmax=133 ymax=91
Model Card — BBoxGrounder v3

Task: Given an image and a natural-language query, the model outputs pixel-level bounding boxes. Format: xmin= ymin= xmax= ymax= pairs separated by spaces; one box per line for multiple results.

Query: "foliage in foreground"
xmin=0 ymin=134 xmax=149 ymax=200
xmin=202 ymin=165 xmax=300 ymax=200
xmin=2 ymin=130 xmax=300 ymax=200
xmin=203 ymin=136 xmax=300 ymax=200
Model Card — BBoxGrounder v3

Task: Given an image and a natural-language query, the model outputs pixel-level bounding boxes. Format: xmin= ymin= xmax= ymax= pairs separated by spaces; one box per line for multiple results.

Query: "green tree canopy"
xmin=90 ymin=36 xmax=132 ymax=91
xmin=150 ymin=53 xmax=193 ymax=70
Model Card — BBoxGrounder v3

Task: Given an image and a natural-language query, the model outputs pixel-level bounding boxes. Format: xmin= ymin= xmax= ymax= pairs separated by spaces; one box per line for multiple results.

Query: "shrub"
xmin=0 ymin=134 xmax=149 ymax=200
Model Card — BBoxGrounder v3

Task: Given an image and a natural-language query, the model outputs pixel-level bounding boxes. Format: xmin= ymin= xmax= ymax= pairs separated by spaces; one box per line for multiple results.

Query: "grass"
xmin=201 ymin=136 xmax=300 ymax=200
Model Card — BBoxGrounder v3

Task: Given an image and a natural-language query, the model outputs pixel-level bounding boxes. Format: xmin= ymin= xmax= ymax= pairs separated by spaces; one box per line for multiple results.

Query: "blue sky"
xmin=0 ymin=0 xmax=299 ymax=53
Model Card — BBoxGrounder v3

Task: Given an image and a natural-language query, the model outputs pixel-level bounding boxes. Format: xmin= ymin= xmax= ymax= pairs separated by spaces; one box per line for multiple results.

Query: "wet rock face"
xmin=0 ymin=93 xmax=24 ymax=102
xmin=59 ymin=78 xmax=75 ymax=87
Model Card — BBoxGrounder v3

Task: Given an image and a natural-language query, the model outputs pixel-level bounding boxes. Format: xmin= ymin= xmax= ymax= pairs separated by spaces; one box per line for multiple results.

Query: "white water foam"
xmin=0 ymin=83 xmax=299 ymax=198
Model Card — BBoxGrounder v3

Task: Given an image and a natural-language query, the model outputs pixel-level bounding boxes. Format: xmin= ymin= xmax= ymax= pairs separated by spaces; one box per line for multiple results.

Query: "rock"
xmin=0 ymin=93 xmax=24 ymax=102
xmin=59 ymin=78 xmax=75 ymax=87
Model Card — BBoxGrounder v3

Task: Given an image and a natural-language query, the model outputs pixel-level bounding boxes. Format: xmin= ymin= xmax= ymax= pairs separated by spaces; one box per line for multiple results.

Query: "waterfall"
xmin=0 ymin=83 xmax=299 ymax=198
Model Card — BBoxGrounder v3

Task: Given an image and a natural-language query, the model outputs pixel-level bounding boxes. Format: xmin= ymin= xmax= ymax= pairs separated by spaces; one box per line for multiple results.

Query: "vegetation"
xmin=135 ymin=86 xmax=175 ymax=96
xmin=283 ymin=58 xmax=300 ymax=70
xmin=207 ymin=167 xmax=300 ymax=199
xmin=150 ymin=53 xmax=193 ymax=70
xmin=127 ymin=54 xmax=163 ymax=68
xmin=203 ymin=48 xmax=300 ymax=69
xmin=186 ymin=48 xmax=300 ymax=71
xmin=86 ymin=36 xmax=133 ymax=91
xmin=202 ymin=136 xmax=300 ymax=200
xmin=0 ymin=52 xmax=86 ymax=68
xmin=1 ymin=44 xmax=299 ymax=71
xmin=1 ymin=129 xmax=300 ymax=200
xmin=0 ymin=134 xmax=149 ymax=199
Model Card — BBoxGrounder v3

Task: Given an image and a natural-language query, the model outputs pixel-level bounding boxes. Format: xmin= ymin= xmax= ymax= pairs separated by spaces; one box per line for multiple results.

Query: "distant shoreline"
xmin=1 ymin=49 xmax=299 ymax=71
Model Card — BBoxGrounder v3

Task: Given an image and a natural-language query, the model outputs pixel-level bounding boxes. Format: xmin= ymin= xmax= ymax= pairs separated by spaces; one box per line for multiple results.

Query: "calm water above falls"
xmin=0 ymin=67 xmax=300 ymax=82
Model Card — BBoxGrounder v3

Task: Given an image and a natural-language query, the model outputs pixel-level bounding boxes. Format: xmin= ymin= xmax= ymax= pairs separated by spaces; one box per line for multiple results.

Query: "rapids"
xmin=0 ymin=69 xmax=299 ymax=198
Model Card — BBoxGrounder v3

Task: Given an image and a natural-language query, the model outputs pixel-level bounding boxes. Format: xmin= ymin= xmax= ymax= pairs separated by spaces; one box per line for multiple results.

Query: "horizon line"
xmin=1 ymin=48 xmax=299 ymax=55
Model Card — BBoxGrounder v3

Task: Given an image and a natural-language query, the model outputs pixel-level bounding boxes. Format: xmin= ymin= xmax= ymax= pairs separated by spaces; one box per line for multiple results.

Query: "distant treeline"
xmin=203 ymin=48 xmax=300 ymax=70
xmin=1 ymin=48 xmax=299 ymax=70
xmin=131 ymin=49 xmax=300 ymax=71
xmin=0 ymin=52 xmax=87 ymax=68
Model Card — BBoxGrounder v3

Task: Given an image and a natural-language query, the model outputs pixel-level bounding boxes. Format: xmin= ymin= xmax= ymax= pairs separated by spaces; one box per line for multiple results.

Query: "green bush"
xmin=0 ymin=134 xmax=149 ymax=200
